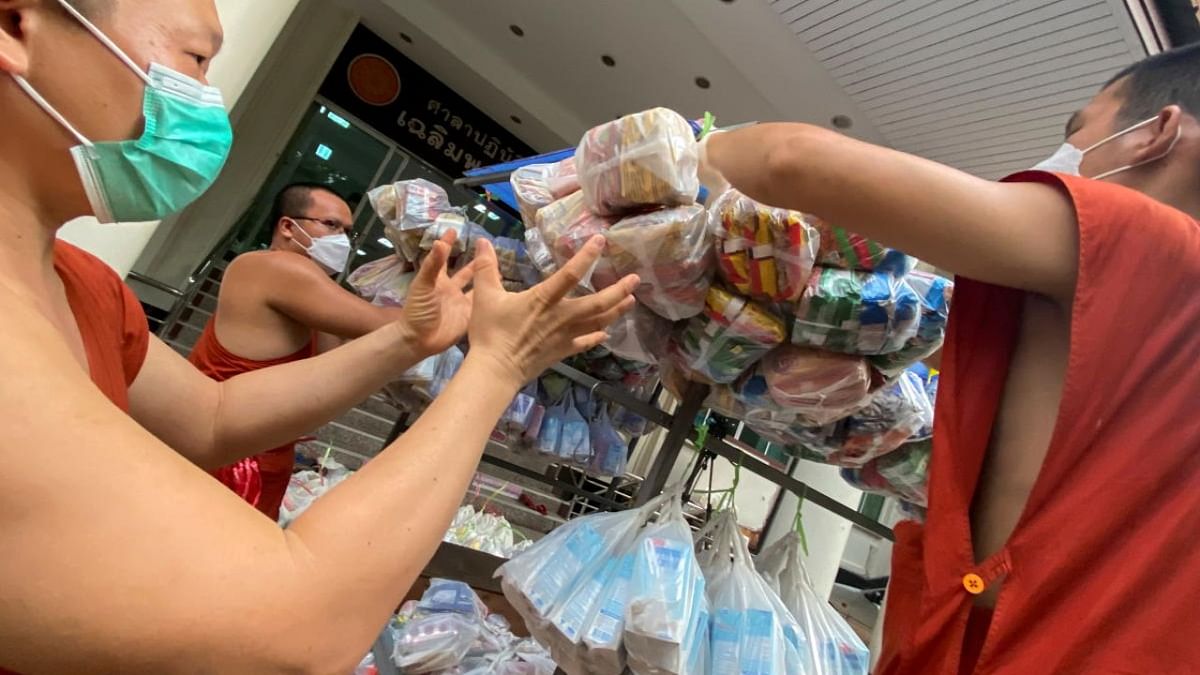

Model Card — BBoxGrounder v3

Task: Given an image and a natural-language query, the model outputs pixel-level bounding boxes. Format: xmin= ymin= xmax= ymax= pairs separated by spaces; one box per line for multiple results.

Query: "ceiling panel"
xmin=770 ymin=0 xmax=1147 ymax=178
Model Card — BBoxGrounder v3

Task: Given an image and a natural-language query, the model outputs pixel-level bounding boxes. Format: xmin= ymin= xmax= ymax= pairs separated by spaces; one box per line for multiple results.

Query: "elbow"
xmin=747 ymin=124 xmax=830 ymax=210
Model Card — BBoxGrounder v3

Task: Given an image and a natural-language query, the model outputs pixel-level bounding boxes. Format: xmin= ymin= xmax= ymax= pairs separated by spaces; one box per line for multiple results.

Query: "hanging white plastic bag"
xmin=624 ymin=496 xmax=709 ymax=675
xmin=758 ymin=533 xmax=870 ymax=675
xmin=705 ymin=510 xmax=789 ymax=675
xmin=557 ymin=389 xmax=592 ymax=465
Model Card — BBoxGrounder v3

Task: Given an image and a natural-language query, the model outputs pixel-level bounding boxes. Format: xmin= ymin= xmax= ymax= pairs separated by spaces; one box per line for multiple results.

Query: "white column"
xmin=57 ymin=0 xmax=304 ymax=276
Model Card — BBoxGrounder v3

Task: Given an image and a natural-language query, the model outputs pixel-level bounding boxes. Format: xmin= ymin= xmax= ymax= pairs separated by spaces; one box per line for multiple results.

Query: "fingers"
xmin=566 ymin=274 xmax=640 ymax=317
xmin=472 ymin=238 xmax=504 ymax=291
xmin=569 ymin=331 xmax=611 ymax=354
xmin=416 ymin=241 xmax=450 ymax=286
xmin=538 ymin=236 xmax=606 ymax=303
xmin=578 ymin=295 xmax=637 ymax=334
xmin=439 ymin=228 xmax=459 ymax=248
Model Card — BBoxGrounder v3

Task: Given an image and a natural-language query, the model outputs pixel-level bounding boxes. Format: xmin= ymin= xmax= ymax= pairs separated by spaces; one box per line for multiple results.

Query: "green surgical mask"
xmin=11 ymin=0 xmax=232 ymax=223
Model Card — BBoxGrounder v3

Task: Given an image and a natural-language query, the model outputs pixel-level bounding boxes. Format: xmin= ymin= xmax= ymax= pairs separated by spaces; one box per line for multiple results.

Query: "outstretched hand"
xmin=401 ymin=230 xmax=475 ymax=357
xmin=467 ymin=236 xmax=639 ymax=386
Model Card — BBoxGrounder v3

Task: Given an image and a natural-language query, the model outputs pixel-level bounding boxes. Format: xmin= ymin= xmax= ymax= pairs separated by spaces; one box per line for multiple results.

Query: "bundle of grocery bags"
xmin=514 ymin=107 xmax=953 ymax=508
xmin=496 ymin=490 xmax=869 ymax=675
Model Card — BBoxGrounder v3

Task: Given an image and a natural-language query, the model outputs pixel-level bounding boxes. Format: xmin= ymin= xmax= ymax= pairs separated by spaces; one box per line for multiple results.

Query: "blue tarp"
xmin=465 ymin=147 xmax=576 ymax=215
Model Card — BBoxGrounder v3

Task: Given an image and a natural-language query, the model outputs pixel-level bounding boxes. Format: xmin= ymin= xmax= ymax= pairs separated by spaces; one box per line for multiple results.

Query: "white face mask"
xmin=1033 ymin=116 xmax=1181 ymax=180
xmin=292 ymin=223 xmax=351 ymax=275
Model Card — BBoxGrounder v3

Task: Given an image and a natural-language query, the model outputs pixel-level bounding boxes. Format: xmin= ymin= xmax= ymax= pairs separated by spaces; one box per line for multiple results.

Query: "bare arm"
xmin=705 ymin=124 xmax=1080 ymax=303
xmin=0 ymin=238 xmax=637 ymax=674
xmin=249 ymin=250 xmax=403 ymax=339
xmin=130 ymin=241 xmax=473 ymax=470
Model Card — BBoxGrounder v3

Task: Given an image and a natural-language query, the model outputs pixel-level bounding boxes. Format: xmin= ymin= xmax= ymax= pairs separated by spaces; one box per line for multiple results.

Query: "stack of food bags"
xmin=522 ymin=108 xmax=714 ymax=322
xmin=368 ymin=178 xmax=462 ymax=264
xmin=757 ymin=532 xmax=870 ymax=674
xmin=495 ymin=492 xmax=709 ymax=675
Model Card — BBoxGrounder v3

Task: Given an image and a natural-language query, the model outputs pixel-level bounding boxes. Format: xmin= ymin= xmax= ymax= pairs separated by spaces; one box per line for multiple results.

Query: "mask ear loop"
xmin=1090 ymin=125 xmax=1183 ymax=181
xmin=55 ymin=0 xmax=152 ymax=85
xmin=10 ymin=76 xmax=93 ymax=148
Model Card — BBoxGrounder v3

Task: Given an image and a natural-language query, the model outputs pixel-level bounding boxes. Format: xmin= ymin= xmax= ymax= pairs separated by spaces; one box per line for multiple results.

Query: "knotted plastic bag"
xmin=511 ymin=157 xmax=580 ymax=225
xmin=577 ymin=107 xmax=699 ymax=216
xmin=807 ymin=215 xmax=913 ymax=275
xmin=793 ymin=267 xmax=921 ymax=356
xmin=670 ymin=286 xmax=787 ymax=384
xmin=869 ymin=271 xmax=953 ymax=376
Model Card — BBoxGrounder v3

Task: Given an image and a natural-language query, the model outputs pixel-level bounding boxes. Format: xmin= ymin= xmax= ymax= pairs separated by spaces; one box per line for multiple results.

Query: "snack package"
xmin=418 ymin=212 xmax=493 ymax=265
xmin=669 ymin=287 xmax=787 ymax=384
xmin=392 ymin=612 xmax=482 ymax=673
xmin=789 ymin=369 xmax=934 ymax=467
xmin=600 ymin=204 xmax=713 ymax=320
xmin=624 ymin=498 xmax=708 ymax=675
xmin=753 ymin=346 xmax=874 ymax=426
xmin=588 ymin=408 xmax=630 ymax=479
xmin=577 ymin=108 xmax=699 ymax=216
xmin=557 ymin=391 xmax=593 ymax=465
xmin=605 ymin=303 xmax=673 ymax=366
xmin=792 ymin=267 xmax=922 ymax=355
xmin=711 ymin=189 xmax=819 ymax=303
xmin=524 ymin=225 xmax=558 ymax=279
xmin=706 ymin=511 xmax=795 ymax=675
xmin=757 ymin=533 xmax=870 ymax=675
xmin=870 ymin=272 xmax=954 ymax=376
xmin=511 ymin=158 xmax=581 ymax=225
xmin=346 ymin=254 xmax=415 ymax=307
xmin=807 ymin=215 xmax=914 ymax=275
xmin=842 ymin=438 xmax=931 ymax=507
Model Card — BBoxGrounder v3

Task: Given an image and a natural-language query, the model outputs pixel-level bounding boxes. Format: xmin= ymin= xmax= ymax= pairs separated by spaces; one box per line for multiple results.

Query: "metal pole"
xmin=634 ymin=382 xmax=709 ymax=505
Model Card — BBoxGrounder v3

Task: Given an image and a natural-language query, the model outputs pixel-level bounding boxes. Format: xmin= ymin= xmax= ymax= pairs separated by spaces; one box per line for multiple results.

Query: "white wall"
xmin=58 ymin=0 xmax=306 ymax=276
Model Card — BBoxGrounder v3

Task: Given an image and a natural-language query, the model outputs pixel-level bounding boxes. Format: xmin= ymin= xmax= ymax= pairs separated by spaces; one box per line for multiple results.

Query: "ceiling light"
xmin=695 ymin=76 xmax=711 ymax=89
xmin=510 ymin=115 xmax=523 ymax=125
xmin=356 ymin=249 xmax=367 ymax=256
xmin=377 ymin=238 xmax=394 ymax=249
xmin=831 ymin=115 xmax=854 ymax=129
xmin=509 ymin=24 xmax=525 ymax=37
xmin=601 ymin=55 xmax=616 ymax=67
xmin=399 ymin=32 xmax=413 ymax=44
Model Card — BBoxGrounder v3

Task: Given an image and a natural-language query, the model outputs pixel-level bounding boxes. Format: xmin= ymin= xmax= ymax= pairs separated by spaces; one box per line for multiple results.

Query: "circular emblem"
xmin=347 ymin=54 xmax=401 ymax=106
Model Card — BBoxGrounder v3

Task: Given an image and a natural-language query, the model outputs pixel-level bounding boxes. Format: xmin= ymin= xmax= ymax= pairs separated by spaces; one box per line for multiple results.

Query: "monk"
xmin=702 ymin=44 xmax=1200 ymax=674
xmin=0 ymin=0 xmax=637 ymax=672
xmin=189 ymin=182 xmax=426 ymax=520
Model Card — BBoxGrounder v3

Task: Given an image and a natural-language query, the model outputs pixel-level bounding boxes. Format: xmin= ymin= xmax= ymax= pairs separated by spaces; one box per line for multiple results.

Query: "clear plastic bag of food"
xmin=870 ymin=271 xmax=954 ymax=376
xmin=752 ymin=346 xmax=874 ymax=426
xmin=669 ymin=287 xmax=787 ymax=385
xmin=792 ymin=267 xmax=922 ymax=355
xmin=605 ymin=303 xmax=673 ymax=366
xmin=369 ymin=179 xmax=461 ymax=265
xmin=392 ymin=612 xmax=483 ymax=673
xmin=711 ymin=189 xmax=819 ymax=303
xmin=706 ymin=511 xmax=795 ymax=675
xmin=624 ymin=497 xmax=708 ymax=675
xmin=757 ymin=533 xmax=870 ymax=675
xmin=535 ymin=191 xmax=617 ymax=268
xmin=790 ymin=369 xmax=934 ymax=467
xmin=347 ymin=254 xmax=415 ymax=307
xmin=842 ymin=438 xmax=931 ymax=507
xmin=577 ymin=107 xmax=699 ymax=216
xmin=511 ymin=158 xmax=581 ymax=225
xmin=807 ymin=215 xmax=914 ymax=276
xmin=599 ymin=204 xmax=713 ymax=321
xmin=419 ymin=212 xmax=492 ymax=262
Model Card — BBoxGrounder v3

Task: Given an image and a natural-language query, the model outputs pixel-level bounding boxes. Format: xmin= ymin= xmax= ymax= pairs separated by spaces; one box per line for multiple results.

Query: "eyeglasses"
xmin=289 ymin=216 xmax=350 ymax=233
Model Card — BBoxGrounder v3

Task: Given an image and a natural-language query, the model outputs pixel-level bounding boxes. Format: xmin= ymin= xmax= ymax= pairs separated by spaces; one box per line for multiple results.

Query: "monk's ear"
xmin=0 ymin=1 xmax=42 ymax=77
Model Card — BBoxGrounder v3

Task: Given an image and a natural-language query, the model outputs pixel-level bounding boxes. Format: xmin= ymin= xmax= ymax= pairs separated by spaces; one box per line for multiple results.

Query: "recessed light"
xmin=399 ymin=32 xmax=413 ymax=44
xmin=695 ymin=76 xmax=711 ymax=89
xmin=831 ymin=115 xmax=854 ymax=129
xmin=721 ymin=0 xmax=735 ymax=3
xmin=377 ymin=238 xmax=394 ymax=249
xmin=601 ymin=54 xmax=616 ymax=67
xmin=509 ymin=24 xmax=525 ymax=37
xmin=510 ymin=114 xmax=523 ymax=124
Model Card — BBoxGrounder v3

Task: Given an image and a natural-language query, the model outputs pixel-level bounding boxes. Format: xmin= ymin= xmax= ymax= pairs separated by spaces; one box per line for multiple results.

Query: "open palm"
xmin=402 ymin=231 xmax=475 ymax=356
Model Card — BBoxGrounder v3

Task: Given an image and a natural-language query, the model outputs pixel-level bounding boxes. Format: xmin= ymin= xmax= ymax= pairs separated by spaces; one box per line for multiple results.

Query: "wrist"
xmin=385 ymin=320 xmax=428 ymax=375
xmin=462 ymin=349 xmax=527 ymax=393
